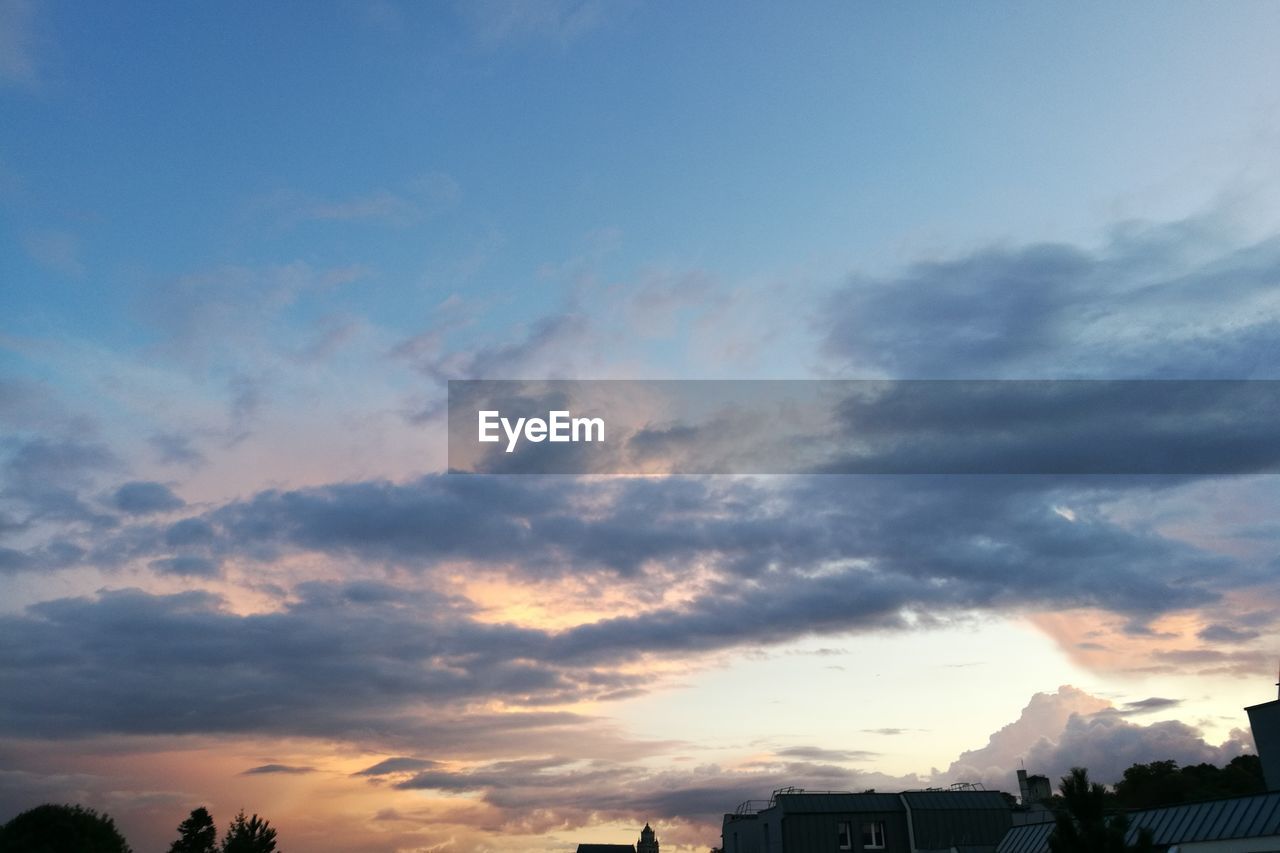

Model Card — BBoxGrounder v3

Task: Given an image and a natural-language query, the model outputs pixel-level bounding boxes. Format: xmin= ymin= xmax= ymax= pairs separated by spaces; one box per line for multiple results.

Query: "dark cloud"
xmin=241 ymin=764 xmax=315 ymax=775
xmin=355 ymin=757 xmax=438 ymax=777
xmin=0 ymin=584 xmax=649 ymax=743
xmin=163 ymin=518 xmax=216 ymax=548
xmin=1121 ymin=697 xmax=1182 ymax=714
xmin=1 ymin=437 xmax=120 ymax=529
xmin=0 ymin=458 xmax=1259 ymax=745
xmin=13 ymin=467 xmax=1254 ymax=646
xmin=193 ymin=473 xmax=1233 ymax=624
xmin=111 ymin=482 xmax=185 ymax=515
xmin=389 ymin=754 xmax=902 ymax=828
xmin=821 ymin=217 xmax=1280 ymax=379
xmin=0 ymin=539 xmax=84 ymax=575
xmin=148 ymin=556 xmax=221 ymax=578
xmin=1198 ymin=624 xmax=1261 ymax=643
xmin=774 ymin=747 xmax=878 ymax=762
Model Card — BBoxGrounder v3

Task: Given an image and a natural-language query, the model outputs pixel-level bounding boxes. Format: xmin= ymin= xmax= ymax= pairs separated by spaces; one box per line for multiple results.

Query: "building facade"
xmin=722 ymin=789 xmax=1013 ymax=853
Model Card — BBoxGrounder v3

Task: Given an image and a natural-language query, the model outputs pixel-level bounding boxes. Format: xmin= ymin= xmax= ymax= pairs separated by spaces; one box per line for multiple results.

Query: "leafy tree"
xmin=221 ymin=811 xmax=278 ymax=853
xmin=168 ymin=807 xmax=217 ymax=853
xmin=1114 ymin=755 xmax=1265 ymax=809
xmin=0 ymin=803 xmax=132 ymax=853
xmin=1049 ymin=767 xmax=1153 ymax=853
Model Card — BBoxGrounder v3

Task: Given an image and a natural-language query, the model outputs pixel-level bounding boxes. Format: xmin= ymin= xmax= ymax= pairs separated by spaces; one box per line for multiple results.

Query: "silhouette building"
xmin=1245 ymin=672 xmax=1280 ymax=792
xmin=637 ymin=822 xmax=659 ymax=853
xmin=576 ymin=824 xmax=659 ymax=853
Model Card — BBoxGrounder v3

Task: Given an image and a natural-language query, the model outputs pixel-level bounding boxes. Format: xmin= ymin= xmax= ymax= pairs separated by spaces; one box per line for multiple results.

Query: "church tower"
xmin=637 ymin=822 xmax=659 ymax=853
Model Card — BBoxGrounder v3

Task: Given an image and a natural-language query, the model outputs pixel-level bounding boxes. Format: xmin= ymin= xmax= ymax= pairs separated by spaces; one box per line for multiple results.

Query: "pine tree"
xmin=168 ymin=807 xmax=217 ymax=853
xmin=221 ymin=811 xmax=278 ymax=853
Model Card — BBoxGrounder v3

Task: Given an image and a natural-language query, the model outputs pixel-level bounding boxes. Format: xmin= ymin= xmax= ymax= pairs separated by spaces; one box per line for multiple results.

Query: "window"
xmin=837 ymin=821 xmax=853 ymax=850
xmin=860 ymin=821 xmax=886 ymax=849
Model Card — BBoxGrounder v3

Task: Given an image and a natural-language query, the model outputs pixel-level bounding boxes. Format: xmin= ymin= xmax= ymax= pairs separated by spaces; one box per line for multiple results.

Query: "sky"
xmin=3 ymin=1 xmax=1280 ymax=851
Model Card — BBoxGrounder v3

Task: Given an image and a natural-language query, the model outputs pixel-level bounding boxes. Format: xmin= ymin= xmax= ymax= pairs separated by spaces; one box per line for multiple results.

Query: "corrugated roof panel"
xmin=997 ymin=792 xmax=1280 ymax=852
xmin=994 ymin=820 xmax=1053 ymax=853
xmin=901 ymin=790 xmax=1011 ymax=811
xmin=1125 ymin=791 xmax=1280 ymax=844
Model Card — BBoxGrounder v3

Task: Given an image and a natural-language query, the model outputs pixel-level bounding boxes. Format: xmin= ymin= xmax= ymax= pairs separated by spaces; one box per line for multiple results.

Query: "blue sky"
xmin=4 ymin=3 xmax=1280 ymax=852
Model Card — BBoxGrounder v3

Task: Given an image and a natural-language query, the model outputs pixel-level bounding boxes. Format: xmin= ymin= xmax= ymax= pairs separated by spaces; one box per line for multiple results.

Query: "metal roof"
xmin=1125 ymin=790 xmax=1280 ymax=845
xmin=770 ymin=792 xmax=905 ymax=814
xmin=994 ymin=820 xmax=1054 ymax=853
xmin=901 ymin=790 xmax=1011 ymax=811
xmin=995 ymin=791 xmax=1280 ymax=853
xmin=904 ymin=791 xmax=1012 ymax=849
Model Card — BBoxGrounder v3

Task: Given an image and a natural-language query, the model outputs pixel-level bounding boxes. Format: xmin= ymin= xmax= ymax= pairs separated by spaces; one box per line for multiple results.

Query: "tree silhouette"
xmin=0 ymin=803 xmax=132 ymax=853
xmin=1049 ymin=767 xmax=1153 ymax=853
xmin=221 ymin=811 xmax=278 ymax=853
xmin=1114 ymin=755 xmax=1265 ymax=809
xmin=168 ymin=807 xmax=217 ymax=853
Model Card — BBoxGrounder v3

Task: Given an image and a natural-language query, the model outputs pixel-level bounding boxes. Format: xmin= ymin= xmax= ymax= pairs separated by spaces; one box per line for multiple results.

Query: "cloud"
xmin=941 ymin=685 xmax=1252 ymax=792
xmin=944 ymin=686 xmax=1114 ymax=787
xmin=1025 ymin=712 xmax=1253 ymax=787
xmin=354 ymin=757 xmax=438 ymax=777
xmin=774 ymin=747 xmax=878 ymax=762
xmin=148 ymin=432 xmax=206 ymax=468
xmin=1 ymin=437 xmax=120 ymax=528
xmin=0 ymin=584 xmax=652 ymax=742
xmin=111 ymin=482 xmax=185 ymax=515
xmin=395 ymin=311 xmax=590 ymax=386
xmin=148 ymin=556 xmax=221 ymax=578
xmin=240 ymin=764 xmax=315 ymax=775
xmin=821 ymin=216 xmax=1280 ymax=379
xmin=1198 ymin=623 xmax=1261 ymax=643
xmin=1121 ymin=697 xmax=1182 ymax=715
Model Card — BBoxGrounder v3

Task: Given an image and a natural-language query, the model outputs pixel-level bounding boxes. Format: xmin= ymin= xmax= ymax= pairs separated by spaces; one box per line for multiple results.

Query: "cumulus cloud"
xmin=944 ymin=686 xmax=1113 ymax=788
xmin=942 ymin=685 xmax=1253 ymax=792
xmin=1025 ymin=711 xmax=1254 ymax=787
